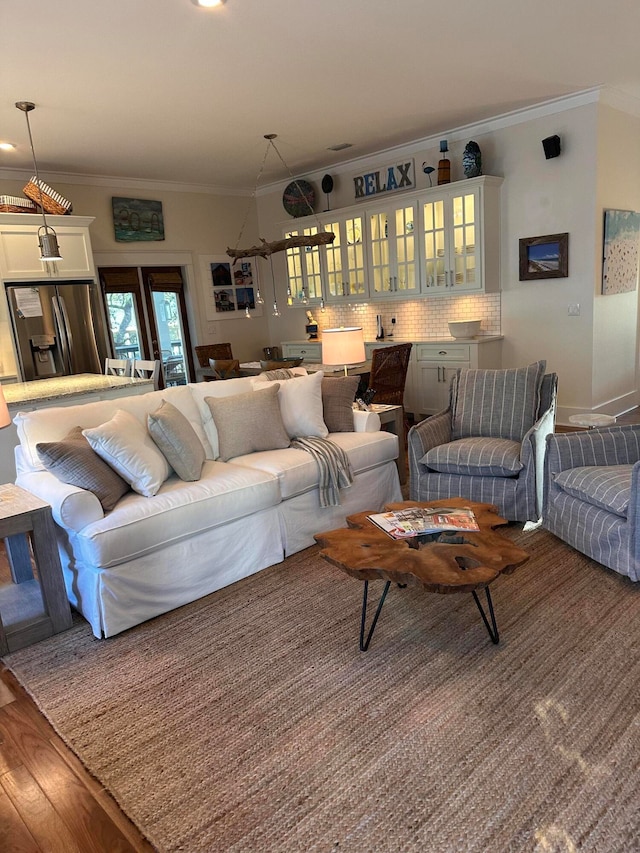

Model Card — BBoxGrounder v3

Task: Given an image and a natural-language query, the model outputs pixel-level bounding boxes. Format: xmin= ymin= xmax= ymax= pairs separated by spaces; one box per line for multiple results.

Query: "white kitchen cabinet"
xmin=0 ymin=213 xmax=97 ymax=281
xmin=367 ymin=200 xmax=420 ymax=299
xmin=418 ymin=176 xmax=501 ymax=296
xmin=280 ymin=340 xmax=323 ymax=362
xmin=321 ymin=213 xmax=367 ymax=303
xmin=411 ymin=337 xmax=503 ymax=418
xmin=283 ymin=224 xmax=323 ymax=304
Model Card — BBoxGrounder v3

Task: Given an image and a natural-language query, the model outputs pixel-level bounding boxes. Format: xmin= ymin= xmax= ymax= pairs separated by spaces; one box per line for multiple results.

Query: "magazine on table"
xmin=368 ymin=506 xmax=480 ymax=540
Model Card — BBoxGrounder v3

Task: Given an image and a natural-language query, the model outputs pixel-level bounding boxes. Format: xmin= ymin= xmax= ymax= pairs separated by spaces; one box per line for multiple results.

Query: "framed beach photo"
xmin=602 ymin=209 xmax=640 ymax=295
xmin=519 ymin=233 xmax=569 ymax=280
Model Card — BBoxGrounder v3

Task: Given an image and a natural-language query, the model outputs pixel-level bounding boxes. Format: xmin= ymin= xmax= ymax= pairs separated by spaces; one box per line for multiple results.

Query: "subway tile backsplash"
xmin=317 ymin=293 xmax=501 ymax=341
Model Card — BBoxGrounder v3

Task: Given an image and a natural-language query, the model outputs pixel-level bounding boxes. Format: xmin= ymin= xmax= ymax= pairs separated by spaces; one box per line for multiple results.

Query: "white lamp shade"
xmin=322 ymin=327 xmax=365 ymax=366
xmin=0 ymin=385 xmax=10 ymax=429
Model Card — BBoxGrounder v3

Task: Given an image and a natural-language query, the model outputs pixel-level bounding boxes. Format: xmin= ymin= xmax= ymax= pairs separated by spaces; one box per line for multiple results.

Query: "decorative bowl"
xmin=448 ymin=320 xmax=482 ymax=339
xmin=259 ymin=357 xmax=304 ymax=370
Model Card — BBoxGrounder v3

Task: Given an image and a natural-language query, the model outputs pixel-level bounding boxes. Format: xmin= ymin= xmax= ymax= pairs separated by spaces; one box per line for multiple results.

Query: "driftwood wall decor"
xmin=227 ymin=231 xmax=335 ymax=263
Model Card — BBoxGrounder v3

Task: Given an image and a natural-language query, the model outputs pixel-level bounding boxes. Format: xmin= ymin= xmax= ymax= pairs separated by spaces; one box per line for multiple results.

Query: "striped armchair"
xmin=543 ymin=426 xmax=640 ymax=581
xmin=408 ymin=362 xmax=557 ymax=523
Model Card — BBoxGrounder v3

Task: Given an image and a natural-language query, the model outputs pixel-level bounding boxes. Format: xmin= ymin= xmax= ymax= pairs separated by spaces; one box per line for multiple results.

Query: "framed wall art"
xmin=519 ymin=233 xmax=568 ymax=280
xmin=199 ymin=255 xmax=263 ymax=321
xmin=112 ymin=197 xmax=165 ymax=242
xmin=602 ymin=209 xmax=640 ymax=295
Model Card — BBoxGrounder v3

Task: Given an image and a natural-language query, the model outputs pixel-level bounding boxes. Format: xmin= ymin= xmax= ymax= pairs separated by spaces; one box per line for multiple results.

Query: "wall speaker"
xmin=542 ymin=135 xmax=562 ymax=159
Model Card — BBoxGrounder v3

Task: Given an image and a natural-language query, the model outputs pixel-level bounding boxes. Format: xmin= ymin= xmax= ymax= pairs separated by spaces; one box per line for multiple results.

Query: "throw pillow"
xmin=322 ymin=375 xmax=359 ymax=432
xmin=205 ymin=384 xmax=290 ymax=462
xmin=83 ymin=409 xmax=172 ymax=497
xmin=252 ymin=369 xmax=328 ymax=439
xmin=148 ymin=399 xmax=206 ymax=482
xmin=452 ymin=360 xmax=546 ymax=443
xmin=36 ymin=426 xmax=130 ymax=512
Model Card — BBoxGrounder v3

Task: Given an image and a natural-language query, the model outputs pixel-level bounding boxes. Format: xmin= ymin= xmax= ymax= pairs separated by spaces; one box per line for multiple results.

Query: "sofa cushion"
xmin=205 ymin=384 xmax=290 ymax=462
xmin=554 ymin=465 xmax=633 ymax=517
xmin=148 ymin=399 xmax=205 ymax=481
xmin=70 ymin=461 xmax=282 ymax=569
xmin=452 ymin=361 xmax=546 ymax=442
xmin=232 ymin=430 xmax=398 ymax=498
xmin=83 ymin=409 xmax=171 ymax=497
xmin=35 ymin=426 xmax=130 ymax=512
xmin=322 ymin=375 xmax=360 ymax=432
xmin=423 ymin=437 xmax=524 ymax=477
xmin=252 ymin=369 xmax=328 ymax=439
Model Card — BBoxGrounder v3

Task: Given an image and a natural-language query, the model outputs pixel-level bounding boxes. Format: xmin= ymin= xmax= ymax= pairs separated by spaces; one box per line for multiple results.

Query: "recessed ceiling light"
xmin=191 ymin=0 xmax=225 ymax=7
xmin=0 ymin=142 xmax=16 ymax=151
xmin=328 ymin=143 xmax=353 ymax=152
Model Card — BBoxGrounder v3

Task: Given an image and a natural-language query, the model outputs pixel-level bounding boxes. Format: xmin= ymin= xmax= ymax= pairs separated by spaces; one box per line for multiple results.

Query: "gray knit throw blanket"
xmin=291 ymin=436 xmax=354 ymax=507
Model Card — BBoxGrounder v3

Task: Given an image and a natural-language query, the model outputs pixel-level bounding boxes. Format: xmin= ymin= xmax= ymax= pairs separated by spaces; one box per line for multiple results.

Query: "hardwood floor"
xmin=2 ymin=405 xmax=639 ymax=852
xmin=0 ymin=665 xmax=154 ymax=852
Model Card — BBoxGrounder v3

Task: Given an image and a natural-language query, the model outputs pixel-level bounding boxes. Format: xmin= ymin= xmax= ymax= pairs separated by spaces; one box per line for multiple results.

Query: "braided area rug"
xmin=4 ymin=527 xmax=640 ymax=852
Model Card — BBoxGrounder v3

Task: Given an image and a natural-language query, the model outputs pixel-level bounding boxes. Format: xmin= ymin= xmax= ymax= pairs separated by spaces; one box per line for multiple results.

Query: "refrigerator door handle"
xmin=57 ymin=294 xmax=76 ymax=372
xmin=52 ymin=296 xmax=72 ymax=374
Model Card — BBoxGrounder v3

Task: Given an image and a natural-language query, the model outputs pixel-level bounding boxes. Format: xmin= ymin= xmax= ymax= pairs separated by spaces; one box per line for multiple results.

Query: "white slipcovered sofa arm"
xmin=352 ymin=409 xmax=381 ymax=432
xmin=15 ymin=470 xmax=104 ymax=532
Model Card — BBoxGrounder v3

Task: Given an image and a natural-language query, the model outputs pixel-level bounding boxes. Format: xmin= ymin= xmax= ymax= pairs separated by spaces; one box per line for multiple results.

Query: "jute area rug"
xmin=4 ymin=527 xmax=640 ymax=853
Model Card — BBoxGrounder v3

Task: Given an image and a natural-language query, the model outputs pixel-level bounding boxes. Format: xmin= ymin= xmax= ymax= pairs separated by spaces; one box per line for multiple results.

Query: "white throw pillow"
xmin=252 ymin=369 xmax=328 ymax=439
xmin=83 ymin=409 xmax=171 ymax=497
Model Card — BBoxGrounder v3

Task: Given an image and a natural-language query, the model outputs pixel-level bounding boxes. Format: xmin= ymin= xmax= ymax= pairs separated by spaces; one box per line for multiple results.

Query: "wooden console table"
xmin=0 ymin=484 xmax=73 ymax=654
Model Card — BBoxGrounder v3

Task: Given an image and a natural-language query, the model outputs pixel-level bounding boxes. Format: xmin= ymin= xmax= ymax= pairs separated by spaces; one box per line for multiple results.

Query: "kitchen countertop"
xmin=283 ymin=336 xmax=503 ymax=345
xmin=4 ymin=373 xmax=153 ymax=406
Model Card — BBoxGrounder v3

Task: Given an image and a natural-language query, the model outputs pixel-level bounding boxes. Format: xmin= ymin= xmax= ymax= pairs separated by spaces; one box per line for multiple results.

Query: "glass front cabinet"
xmin=322 ymin=213 xmax=367 ymax=302
xmin=367 ymin=201 xmax=419 ymax=299
xmin=419 ymin=176 xmax=501 ymax=295
xmin=279 ymin=175 xmax=501 ymax=302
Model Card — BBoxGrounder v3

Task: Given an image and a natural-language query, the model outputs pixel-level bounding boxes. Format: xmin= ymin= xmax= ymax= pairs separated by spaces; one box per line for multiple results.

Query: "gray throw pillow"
xmin=36 ymin=426 xmax=130 ymax=512
xmin=205 ymin=384 xmax=290 ymax=461
xmin=148 ymin=399 xmax=206 ymax=482
xmin=452 ymin=360 xmax=546 ymax=442
xmin=322 ymin=375 xmax=359 ymax=432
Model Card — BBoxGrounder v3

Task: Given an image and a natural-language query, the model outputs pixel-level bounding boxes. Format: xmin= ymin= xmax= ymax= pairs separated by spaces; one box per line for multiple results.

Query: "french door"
xmin=98 ymin=265 xmax=195 ymax=389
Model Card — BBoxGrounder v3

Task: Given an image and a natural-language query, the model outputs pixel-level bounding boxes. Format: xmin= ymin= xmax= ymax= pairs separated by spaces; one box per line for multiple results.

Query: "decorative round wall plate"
xmin=282 ymin=179 xmax=315 ymax=218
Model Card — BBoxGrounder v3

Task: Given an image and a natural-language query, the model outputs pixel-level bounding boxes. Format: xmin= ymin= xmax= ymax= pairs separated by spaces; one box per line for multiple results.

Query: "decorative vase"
xmin=463 ymin=141 xmax=482 ymax=178
xmin=437 ymin=139 xmax=451 ymax=185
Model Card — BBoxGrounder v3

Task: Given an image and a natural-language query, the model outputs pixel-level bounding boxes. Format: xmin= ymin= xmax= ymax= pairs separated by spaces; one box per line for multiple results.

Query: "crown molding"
xmin=0 ymin=167 xmax=251 ymax=197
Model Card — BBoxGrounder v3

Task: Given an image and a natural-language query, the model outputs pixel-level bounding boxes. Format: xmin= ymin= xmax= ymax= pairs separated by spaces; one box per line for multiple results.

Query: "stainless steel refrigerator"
xmin=6 ymin=281 xmax=110 ymax=381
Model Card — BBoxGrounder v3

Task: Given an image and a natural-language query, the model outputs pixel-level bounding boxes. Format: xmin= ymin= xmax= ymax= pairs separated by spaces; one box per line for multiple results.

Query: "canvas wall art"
xmin=602 ymin=208 xmax=640 ymax=295
xmin=112 ymin=197 xmax=165 ymax=242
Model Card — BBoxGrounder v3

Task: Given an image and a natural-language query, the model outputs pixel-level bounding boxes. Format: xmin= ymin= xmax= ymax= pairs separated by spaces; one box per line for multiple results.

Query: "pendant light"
xmin=15 ymin=101 xmax=63 ymax=261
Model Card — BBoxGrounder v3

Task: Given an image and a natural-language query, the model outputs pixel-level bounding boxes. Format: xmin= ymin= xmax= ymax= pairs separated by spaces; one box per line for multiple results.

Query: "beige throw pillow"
xmin=83 ymin=409 xmax=171 ymax=497
xmin=252 ymin=369 xmax=328 ymax=439
xmin=148 ymin=399 xmax=206 ymax=482
xmin=205 ymin=384 xmax=290 ymax=462
xmin=321 ymin=375 xmax=359 ymax=432
xmin=36 ymin=426 xmax=130 ymax=512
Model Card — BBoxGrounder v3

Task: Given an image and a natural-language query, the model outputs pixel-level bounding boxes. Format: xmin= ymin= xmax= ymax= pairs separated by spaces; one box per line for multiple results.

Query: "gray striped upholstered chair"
xmin=408 ymin=361 xmax=557 ymax=523
xmin=543 ymin=425 xmax=640 ymax=581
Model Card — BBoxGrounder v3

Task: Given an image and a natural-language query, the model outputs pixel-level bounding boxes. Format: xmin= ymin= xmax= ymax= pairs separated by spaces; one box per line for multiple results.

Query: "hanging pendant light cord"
xmin=19 ymin=103 xmax=48 ymax=232
xmin=233 ymin=141 xmax=272 ymax=252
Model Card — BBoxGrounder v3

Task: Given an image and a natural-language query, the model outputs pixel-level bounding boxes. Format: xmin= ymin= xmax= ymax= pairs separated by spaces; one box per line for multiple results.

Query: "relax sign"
xmin=353 ymin=160 xmax=415 ymax=200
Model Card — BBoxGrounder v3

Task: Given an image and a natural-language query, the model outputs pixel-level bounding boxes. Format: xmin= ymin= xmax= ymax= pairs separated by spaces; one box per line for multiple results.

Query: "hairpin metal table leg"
xmin=471 ymin=586 xmax=499 ymax=644
xmin=360 ymin=580 xmax=391 ymax=651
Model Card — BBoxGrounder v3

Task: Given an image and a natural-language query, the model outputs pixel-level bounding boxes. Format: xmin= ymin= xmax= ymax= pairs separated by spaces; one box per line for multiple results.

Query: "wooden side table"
xmin=0 ymin=484 xmax=73 ymax=655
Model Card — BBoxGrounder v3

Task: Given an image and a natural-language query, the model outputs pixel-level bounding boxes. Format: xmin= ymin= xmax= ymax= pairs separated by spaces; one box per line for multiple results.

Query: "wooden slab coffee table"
xmin=314 ymin=498 xmax=529 ymax=649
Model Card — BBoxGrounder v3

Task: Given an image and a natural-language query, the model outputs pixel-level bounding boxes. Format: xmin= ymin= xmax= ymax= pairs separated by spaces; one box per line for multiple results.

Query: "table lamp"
xmin=322 ymin=327 xmax=365 ymax=376
xmin=0 ymin=385 xmax=10 ymax=430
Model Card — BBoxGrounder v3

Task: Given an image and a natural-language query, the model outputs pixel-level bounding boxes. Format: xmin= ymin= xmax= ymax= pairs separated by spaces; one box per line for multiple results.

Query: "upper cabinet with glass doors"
xmin=284 ymin=224 xmax=323 ymax=304
xmin=322 ymin=212 xmax=367 ymax=302
xmin=367 ymin=200 xmax=420 ymax=299
xmin=419 ymin=175 xmax=502 ymax=295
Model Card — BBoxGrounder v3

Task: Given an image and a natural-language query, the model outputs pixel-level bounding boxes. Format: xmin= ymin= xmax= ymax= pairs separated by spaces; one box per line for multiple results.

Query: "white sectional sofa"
xmin=13 ymin=373 xmax=401 ymax=638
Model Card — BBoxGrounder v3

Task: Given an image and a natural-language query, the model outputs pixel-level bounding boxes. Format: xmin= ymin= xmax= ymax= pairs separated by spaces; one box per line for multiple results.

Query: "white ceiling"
xmin=1 ymin=0 xmax=640 ymax=193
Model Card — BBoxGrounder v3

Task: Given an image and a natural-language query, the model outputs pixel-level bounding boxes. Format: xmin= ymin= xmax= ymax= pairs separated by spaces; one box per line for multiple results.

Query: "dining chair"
xmin=195 ymin=343 xmax=234 ymax=368
xmin=367 ymin=342 xmax=413 ymax=406
xmin=104 ymin=357 xmax=132 ymax=377
xmin=131 ymin=359 xmax=161 ymax=390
